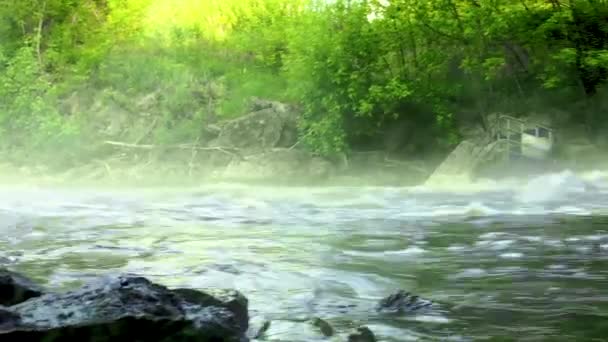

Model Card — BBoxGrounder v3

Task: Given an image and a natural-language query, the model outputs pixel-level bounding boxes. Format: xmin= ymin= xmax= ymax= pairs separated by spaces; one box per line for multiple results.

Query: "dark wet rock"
xmin=172 ymin=287 xmax=249 ymax=333
xmin=0 ymin=268 xmax=44 ymax=306
xmin=347 ymin=326 xmax=376 ymax=342
xmin=311 ymin=317 xmax=334 ymax=337
xmin=0 ymin=275 xmax=248 ymax=342
xmin=0 ymin=307 xmax=20 ymax=331
xmin=376 ymin=290 xmax=432 ymax=314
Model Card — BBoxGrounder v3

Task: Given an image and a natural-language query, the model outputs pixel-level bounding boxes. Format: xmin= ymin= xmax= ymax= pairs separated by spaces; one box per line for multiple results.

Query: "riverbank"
xmin=1 ymin=150 xmax=607 ymax=190
xmin=2 ymin=99 xmax=607 ymax=189
xmin=0 ymin=158 xmax=428 ymax=189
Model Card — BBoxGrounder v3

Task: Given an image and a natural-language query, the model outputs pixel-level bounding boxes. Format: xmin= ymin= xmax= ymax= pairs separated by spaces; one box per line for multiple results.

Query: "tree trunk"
xmin=36 ymin=1 xmax=47 ymax=67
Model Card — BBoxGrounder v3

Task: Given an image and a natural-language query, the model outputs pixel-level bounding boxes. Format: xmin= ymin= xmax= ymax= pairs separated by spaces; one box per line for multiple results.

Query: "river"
xmin=1 ymin=170 xmax=608 ymax=341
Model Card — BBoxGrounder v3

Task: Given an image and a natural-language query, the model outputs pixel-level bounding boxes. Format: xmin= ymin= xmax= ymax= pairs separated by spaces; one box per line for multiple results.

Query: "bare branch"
xmin=103 ymin=141 xmax=243 ymax=159
xmin=36 ymin=1 xmax=47 ymax=67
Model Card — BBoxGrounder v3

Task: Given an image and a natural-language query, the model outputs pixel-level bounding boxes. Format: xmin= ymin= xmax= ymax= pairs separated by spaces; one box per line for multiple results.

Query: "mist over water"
xmin=1 ymin=169 xmax=608 ymax=341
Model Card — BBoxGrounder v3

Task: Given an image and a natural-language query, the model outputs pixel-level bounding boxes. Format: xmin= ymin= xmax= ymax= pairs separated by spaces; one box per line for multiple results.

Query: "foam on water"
xmin=384 ymin=246 xmax=427 ymax=256
xmin=450 ymin=268 xmax=487 ymax=279
xmin=580 ymin=170 xmax=608 ymax=187
xmin=2 ymin=169 xmax=608 ymax=228
xmin=499 ymin=252 xmax=524 ymax=259
xmin=415 ymin=174 xmax=515 ymax=194
xmin=406 ymin=315 xmax=452 ymax=324
xmin=475 ymin=239 xmax=516 ymax=250
xmin=514 ymin=170 xmax=587 ymax=203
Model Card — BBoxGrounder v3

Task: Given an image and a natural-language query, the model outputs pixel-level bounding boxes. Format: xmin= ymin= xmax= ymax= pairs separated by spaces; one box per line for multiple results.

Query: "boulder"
xmin=0 ymin=268 xmax=44 ymax=306
xmin=425 ymin=139 xmax=500 ymax=184
xmin=213 ymin=99 xmax=299 ymax=152
xmin=0 ymin=275 xmax=248 ymax=342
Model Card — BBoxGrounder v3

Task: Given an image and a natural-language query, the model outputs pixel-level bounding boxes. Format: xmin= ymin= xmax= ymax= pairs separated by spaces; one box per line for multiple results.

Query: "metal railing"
xmin=490 ymin=114 xmax=554 ymax=161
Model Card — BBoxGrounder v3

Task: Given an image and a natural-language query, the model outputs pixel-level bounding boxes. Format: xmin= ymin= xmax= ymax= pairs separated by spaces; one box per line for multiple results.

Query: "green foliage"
xmin=1 ymin=0 xmax=608 ymax=167
xmin=0 ymin=45 xmax=79 ymax=167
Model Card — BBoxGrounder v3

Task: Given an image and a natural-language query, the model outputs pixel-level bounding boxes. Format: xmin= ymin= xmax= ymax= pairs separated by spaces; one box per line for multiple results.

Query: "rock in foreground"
xmin=0 ymin=268 xmax=44 ymax=306
xmin=0 ymin=275 xmax=248 ymax=342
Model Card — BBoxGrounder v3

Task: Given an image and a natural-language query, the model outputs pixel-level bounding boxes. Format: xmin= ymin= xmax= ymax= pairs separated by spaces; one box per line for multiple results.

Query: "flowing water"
xmin=1 ymin=170 xmax=608 ymax=341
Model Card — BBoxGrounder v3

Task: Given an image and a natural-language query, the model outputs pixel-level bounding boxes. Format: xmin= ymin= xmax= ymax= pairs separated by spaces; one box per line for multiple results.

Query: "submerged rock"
xmin=311 ymin=317 xmax=334 ymax=337
xmin=376 ymin=290 xmax=432 ymax=314
xmin=0 ymin=268 xmax=44 ymax=306
xmin=347 ymin=326 xmax=376 ymax=342
xmin=0 ymin=275 xmax=248 ymax=341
